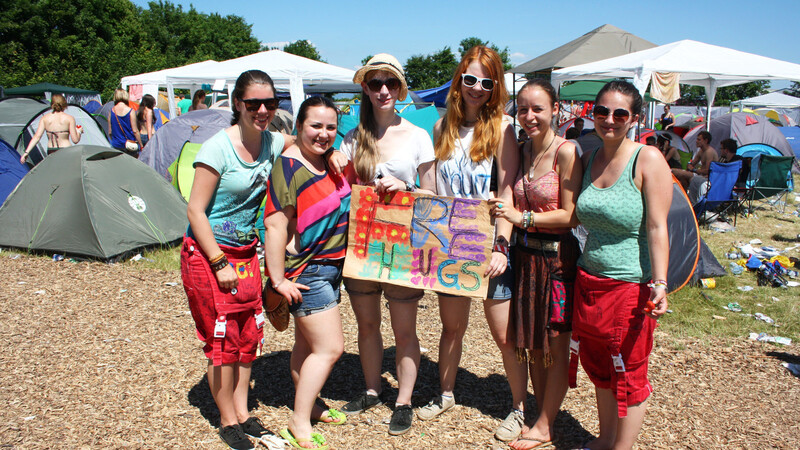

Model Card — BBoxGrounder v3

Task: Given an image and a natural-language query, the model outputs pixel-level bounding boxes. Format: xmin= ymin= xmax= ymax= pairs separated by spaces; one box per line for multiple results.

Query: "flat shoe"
xmin=279 ymin=428 xmax=329 ymax=450
xmin=311 ymin=408 xmax=347 ymax=426
xmin=511 ymin=437 xmax=552 ymax=450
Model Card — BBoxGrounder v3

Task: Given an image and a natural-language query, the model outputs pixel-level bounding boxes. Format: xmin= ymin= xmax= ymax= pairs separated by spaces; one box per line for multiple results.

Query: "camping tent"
xmin=551 ymin=40 xmax=800 ymax=126
xmin=140 ymin=109 xmax=233 ymax=180
xmin=124 ymin=51 xmax=357 ymax=119
xmin=778 ymin=126 xmax=800 ymax=160
xmin=734 ymin=92 xmax=800 ymax=125
xmin=0 ymin=138 xmax=29 ymax=206
xmin=682 ymin=113 xmax=796 ymax=172
xmin=0 ymin=146 xmax=188 ymax=260
xmin=510 ymin=24 xmax=656 ymax=77
xmin=4 ymin=82 xmax=101 ymax=107
xmin=0 ymin=97 xmax=48 ymax=149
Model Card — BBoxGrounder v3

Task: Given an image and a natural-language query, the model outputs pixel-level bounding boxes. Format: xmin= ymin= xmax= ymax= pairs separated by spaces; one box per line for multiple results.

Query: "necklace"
xmin=529 ymin=132 xmax=557 ymax=176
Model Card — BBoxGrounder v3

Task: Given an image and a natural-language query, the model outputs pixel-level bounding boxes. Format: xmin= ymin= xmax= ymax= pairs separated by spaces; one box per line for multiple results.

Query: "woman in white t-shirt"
xmin=330 ymin=53 xmax=435 ymax=436
xmin=418 ymin=46 xmax=524 ymax=441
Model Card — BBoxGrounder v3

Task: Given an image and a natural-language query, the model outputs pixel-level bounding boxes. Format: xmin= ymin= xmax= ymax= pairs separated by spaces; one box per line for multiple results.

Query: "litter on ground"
xmin=749 ymin=332 xmax=791 ymax=346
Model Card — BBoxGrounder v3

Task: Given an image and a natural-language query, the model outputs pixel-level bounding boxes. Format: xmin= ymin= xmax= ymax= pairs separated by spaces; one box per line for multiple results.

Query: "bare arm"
xmin=145 ymin=109 xmax=155 ymax=139
xmin=68 ymin=115 xmax=81 ymax=144
xmin=107 ymin=115 xmax=112 ymax=139
xmin=263 ymin=206 xmax=308 ymax=303
xmin=21 ymin=119 xmax=47 ymax=163
xmin=186 ymin=163 xmax=238 ymax=290
xmin=485 ymin=123 xmax=517 ymax=278
xmin=129 ymin=111 xmax=142 ymax=148
xmin=281 ymin=133 xmax=296 ymax=150
xmin=639 ymin=145 xmax=672 ymax=318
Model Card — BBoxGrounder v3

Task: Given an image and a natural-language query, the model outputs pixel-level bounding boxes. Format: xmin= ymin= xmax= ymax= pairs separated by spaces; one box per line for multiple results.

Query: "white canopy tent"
xmin=551 ymin=40 xmax=800 ymax=128
xmin=121 ymin=60 xmax=220 ymax=106
xmin=163 ymin=50 xmax=356 ymax=118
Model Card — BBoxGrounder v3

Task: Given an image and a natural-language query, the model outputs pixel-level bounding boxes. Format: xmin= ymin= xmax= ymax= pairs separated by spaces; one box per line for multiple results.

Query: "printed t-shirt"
xmin=436 ymin=125 xmax=494 ymax=199
xmin=264 ymin=156 xmax=351 ymax=278
xmin=187 ymin=129 xmax=284 ymax=246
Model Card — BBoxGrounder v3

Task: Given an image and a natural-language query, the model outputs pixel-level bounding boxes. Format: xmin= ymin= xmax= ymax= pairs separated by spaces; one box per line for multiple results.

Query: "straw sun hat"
xmin=353 ymin=53 xmax=408 ymax=101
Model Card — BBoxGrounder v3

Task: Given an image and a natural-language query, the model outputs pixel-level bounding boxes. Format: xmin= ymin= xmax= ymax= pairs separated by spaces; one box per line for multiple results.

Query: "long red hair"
xmin=435 ymin=46 xmax=508 ymax=162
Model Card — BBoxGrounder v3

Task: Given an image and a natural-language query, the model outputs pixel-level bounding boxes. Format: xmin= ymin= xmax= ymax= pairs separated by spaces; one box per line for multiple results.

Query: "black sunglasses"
xmin=461 ymin=74 xmax=495 ymax=91
xmin=241 ymin=98 xmax=279 ymax=112
xmin=366 ymin=78 xmax=402 ymax=92
xmin=593 ymin=105 xmax=631 ymax=123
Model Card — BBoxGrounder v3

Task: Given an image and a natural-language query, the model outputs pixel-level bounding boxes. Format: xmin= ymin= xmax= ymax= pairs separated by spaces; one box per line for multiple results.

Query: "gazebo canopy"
xmin=509 ymin=24 xmax=656 ymax=76
xmin=5 ymin=82 xmax=99 ymax=96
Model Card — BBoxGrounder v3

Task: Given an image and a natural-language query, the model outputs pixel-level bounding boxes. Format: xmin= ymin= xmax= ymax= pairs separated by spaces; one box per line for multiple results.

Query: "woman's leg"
xmin=436 ymin=295 xmax=471 ymax=396
xmin=287 ymin=306 xmax=344 ymax=445
xmin=349 ymin=293 xmax=384 ymax=395
xmin=207 ymin=362 xmax=238 ymax=427
xmin=388 ymin=300 xmax=420 ymax=405
xmin=483 ymin=299 xmax=527 ymax=411
xmin=512 ymin=332 xmax=571 ymax=448
xmin=232 ymin=362 xmax=253 ymax=423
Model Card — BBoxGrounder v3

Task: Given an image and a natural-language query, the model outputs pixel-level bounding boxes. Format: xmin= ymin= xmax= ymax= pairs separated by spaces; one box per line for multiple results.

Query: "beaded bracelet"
xmin=647 ymin=279 xmax=667 ymax=290
xmin=208 ymin=252 xmax=225 ymax=264
xmin=210 ymin=255 xmax=230 ymax=272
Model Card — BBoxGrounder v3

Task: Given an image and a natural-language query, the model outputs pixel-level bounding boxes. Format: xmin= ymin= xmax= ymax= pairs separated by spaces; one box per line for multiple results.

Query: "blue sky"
xmin=132 ymin=0 xmax=800 ymax=87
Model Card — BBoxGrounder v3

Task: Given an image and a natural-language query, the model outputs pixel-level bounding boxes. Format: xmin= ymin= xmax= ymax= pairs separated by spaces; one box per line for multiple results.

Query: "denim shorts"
xmin=439 ymin=253 xmax=514 ymax=301
xmin=290 ymin=262 xmax=343 ymax=318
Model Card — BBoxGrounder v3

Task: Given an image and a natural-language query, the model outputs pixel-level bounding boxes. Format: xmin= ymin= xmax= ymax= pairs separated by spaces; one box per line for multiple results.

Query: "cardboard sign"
xmin=343 ymin=185 xmax=493 ymax=298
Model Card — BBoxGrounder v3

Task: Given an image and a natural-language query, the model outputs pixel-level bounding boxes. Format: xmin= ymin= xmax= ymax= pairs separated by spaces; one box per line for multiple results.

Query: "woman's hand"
xmin=19 ymin=152 xmax=28 ymax=164
xmin=488 ymin=198 xmax=522 ymax=226
xmin=274 ymin=279 xmax=310 ymax=305
xmin=484 ymin=251 xmax=507 ymax=279
xmin=215 ymin=264 xmax=238 ymax=290
xmin=327 ymin=151 xmax=349 ymax=175
xmin=646 ymin=288 xmax=668 ymax=319
xmin=375 ymin=174 xmax=406 ymax=193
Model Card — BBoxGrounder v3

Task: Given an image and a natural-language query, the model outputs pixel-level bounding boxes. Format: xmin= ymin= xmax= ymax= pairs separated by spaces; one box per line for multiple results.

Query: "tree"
xmin=786 ymin=82 xmax=800 ymax=98
xmin=282 ymin=40 xmax=324 ymax=62
xmin=675 ymin=81 xmax=770 ymax=106
xmin=404 ymin=47 xmax=458 ymax=90
xmin=458 ymin=37 xmax=512 ymax=71
xmin=361 ymin=55 xmax=374 ymax=66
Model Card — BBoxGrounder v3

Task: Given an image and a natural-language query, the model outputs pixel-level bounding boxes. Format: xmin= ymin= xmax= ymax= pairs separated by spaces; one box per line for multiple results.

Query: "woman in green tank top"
xmin=572 ymin=81 xmax=673 ymax=450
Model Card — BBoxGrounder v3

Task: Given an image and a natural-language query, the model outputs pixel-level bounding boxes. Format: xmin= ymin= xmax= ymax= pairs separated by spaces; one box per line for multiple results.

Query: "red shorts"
xmin=181 ymin=237 xmax=263 ymax=365
xmin=573 ymin=269 xmax=655 ymax=408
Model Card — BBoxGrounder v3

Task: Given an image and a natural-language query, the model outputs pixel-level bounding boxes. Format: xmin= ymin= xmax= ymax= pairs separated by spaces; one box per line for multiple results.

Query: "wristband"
xmin=210 ymin=255 xmax=230 ymax=272
xmin=647 ymin=280 xmax=667 ymax=290
xmin=208 ymin=252 xmax=225 ymax=264
xmin=405 ymin=181 xmax=416 ymax=192
xmin=492 ymin=242 xmax=509 ymax=257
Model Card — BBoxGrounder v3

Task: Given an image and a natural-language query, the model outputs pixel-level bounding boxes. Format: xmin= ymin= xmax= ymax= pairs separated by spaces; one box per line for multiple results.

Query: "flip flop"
xmin=279 ymin=428 xmax=329 ymax=450
xmin=511 ymin=436 xmax=553 ymax=450
xmin=311 ymin=408 xmax=347 ymax=426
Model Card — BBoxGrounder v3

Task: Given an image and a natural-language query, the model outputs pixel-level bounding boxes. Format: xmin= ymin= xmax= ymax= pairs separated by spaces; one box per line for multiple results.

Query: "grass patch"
xmin=123 ymin=245 xmax=181 ymax=272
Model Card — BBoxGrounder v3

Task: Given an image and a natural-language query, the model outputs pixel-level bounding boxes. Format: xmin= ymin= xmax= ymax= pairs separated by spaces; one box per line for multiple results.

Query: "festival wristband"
xmin=647 ymin=280 xmax=667 ymax=290
xmin=210 ymin=255 xmax=230 ymax=272
xmin=492 ymin=242 xmax=509 ymax=257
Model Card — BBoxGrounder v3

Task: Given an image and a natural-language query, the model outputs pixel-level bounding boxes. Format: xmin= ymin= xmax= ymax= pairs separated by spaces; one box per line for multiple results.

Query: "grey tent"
xmin=510 ymin=24 xmax=656 ymax=77
xmin=0 ymin=97 xmax=48 ymax=150
xmin=0 ymin=145 xmax=188 ymax=261
xmin=139 ymin=109 xmax=232 ymax=181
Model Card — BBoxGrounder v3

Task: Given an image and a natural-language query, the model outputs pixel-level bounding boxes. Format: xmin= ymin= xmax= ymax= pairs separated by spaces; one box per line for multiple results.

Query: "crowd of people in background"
xmin=161 ymin=47 xmax=672 ymax=450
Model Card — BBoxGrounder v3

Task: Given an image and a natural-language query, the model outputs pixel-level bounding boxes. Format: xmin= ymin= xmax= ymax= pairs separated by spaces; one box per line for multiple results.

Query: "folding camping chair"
xmin=692 ymin=160 xmax=742 ymax=226
xmin=742 ymin=155 xmax=795 ymax=214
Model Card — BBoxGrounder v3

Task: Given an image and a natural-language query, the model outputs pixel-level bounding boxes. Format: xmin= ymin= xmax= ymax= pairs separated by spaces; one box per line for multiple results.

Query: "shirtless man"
xmin=672 ymin=130 xmax=717 ymax=193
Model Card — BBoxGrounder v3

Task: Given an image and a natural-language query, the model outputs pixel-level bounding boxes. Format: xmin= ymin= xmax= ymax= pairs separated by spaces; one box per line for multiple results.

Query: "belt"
xmin=517 ymin=237 xmax=559 ymax=252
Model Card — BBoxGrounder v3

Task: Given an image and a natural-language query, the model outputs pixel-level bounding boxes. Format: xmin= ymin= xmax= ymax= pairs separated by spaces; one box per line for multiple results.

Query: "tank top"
xmin=436 ymin=125 xmax=493 ymax=199
xmin=513 ymin=141 xmax=570 ymax=235
xmin=110 ymin=110 xmax=135 ymax=150
xmin=576 ymin=145 xmax=651 ymax=282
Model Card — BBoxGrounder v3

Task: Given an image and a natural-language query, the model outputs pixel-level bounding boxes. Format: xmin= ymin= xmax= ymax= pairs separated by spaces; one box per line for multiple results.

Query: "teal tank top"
xmin=576 ymin=145 xmax=651 ymax=282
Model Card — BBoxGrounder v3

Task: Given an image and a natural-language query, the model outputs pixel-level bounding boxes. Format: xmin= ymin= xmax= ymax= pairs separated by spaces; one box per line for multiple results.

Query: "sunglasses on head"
xmin=366 ymin=78 xmax=402 ymax=92
xmin=593 ymin=105 xmax=631 ymax=122
xmin=461 ymin=74 xmax=495 ymax=91
xmin=241 ymin=98 xmax=279 ymax=112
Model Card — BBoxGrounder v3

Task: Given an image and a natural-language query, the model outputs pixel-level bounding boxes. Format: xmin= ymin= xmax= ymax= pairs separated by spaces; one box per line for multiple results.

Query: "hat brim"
xmin=353 ymin=64 xmax=408 ymax=102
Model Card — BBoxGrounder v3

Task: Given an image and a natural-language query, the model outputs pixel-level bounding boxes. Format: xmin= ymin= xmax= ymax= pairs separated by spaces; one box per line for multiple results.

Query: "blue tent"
xmin=737 ymin=143 xmax=794 ymax=189
xmin=414 ymin=81 xmax=451 ymax=108
xmin=778 ymin=126 xmax=800 ymax=160
xmin=333 ymin=106 xmax=441 ymax=149
xmin=0 ymin=138 xmax=30 ymax=205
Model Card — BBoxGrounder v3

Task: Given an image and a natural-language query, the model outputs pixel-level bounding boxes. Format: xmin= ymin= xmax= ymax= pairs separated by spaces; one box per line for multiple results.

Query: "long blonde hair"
xmin=353 ymin=73 xmax=388 ymax=183
xmin=435 ymin=46 xmax=508 ymax=162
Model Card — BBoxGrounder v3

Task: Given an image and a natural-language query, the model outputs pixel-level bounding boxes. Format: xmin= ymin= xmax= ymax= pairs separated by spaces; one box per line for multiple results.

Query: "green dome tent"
xmin=0 ymin=146 xmax=188 ymax=261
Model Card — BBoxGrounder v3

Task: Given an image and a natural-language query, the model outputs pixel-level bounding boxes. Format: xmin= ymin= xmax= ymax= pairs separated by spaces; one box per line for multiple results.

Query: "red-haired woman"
xmin=417 ymin=45 xmax=524 ymax=441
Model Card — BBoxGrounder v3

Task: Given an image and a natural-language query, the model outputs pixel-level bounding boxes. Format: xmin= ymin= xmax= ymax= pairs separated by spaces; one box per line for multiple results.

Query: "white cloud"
xmin=510 ymin=52 xmax=527 ymax=63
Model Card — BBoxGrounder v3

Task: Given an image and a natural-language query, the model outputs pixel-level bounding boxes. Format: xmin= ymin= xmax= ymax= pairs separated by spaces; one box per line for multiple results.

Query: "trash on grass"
xmin=164 ymin=282 xmax=179 ymax=287
xmin=754 ymin=313 xmax=776 ymax=325
xmin=737 ymin=286 xmax=754 ymax=292
xmin=712 ymin=315 xmax=727 ymax=320
xmin=52 ymin=254 xmax=64 ymax=261
xmin=34 ymin=290 xmax=46 ymax=295
xmin=130 ymin=253 xmax=143 ymax=261
xmin=725 ymin=302 xmax=742 ymax=312
xmin=772 ymin=296 xmax=781 ymax=302
xmin=729 ymin=262 xmax=744 ymax=275
xmin=749 ymin=332 xmax=791 ymax=346
xmin=750 ymin=239 xmax=763 ymax=245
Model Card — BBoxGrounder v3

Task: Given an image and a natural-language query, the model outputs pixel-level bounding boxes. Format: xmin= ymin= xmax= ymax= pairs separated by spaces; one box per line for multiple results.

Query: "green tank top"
xmin=576 ymin=145 xmax=651 ymax=282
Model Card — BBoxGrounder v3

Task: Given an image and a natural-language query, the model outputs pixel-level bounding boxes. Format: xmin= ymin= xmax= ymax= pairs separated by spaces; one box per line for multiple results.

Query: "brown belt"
xmin=516 ymin=237 xmax=559 ymax=252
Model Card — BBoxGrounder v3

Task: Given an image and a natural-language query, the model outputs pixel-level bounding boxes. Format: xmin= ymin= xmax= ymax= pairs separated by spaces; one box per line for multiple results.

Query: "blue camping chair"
xmin=692 ymin=160 xmax=742 ymax=225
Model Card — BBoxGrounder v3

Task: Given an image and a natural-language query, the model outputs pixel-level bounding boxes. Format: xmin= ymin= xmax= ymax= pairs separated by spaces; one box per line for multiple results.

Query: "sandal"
xmin=279 ymin=428 xmax=329 ymax=450
xmin=311 ymin=408 xmax=347 ymax=426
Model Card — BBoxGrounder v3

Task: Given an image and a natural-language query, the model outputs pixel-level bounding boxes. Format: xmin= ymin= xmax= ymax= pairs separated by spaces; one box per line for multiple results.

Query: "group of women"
xmin=181 ymin=46 xmax=672 ymax=450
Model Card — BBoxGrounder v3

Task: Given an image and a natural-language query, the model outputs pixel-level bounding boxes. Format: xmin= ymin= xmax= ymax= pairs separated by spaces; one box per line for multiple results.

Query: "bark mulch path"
xmin=1 ymin=253 xmax=798 ymax=449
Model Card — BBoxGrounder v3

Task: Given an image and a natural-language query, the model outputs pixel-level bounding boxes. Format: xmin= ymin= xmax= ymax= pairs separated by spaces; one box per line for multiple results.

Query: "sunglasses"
xmin=461 ymin=74 xmax=495 ymax=91
xmin=366 ymin=78 xmax=402 ymax=92
xmin=593 ymin=105 xmax=631 ymax=122
xmin=241 ymin=98 xmax=279 ymax=112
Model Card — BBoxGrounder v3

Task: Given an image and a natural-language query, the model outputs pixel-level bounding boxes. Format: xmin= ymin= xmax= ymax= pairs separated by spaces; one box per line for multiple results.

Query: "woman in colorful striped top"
xmin=263 ymin=96 xmax=351 ymax=449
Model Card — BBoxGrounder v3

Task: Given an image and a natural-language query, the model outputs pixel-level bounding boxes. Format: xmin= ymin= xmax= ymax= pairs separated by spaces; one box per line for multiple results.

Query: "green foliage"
xmin=404 ymin=47 xmax=458 ymax=90
xmin=282 ymin=40 xmax=324 ymax=62
xmin=0 ymin=0 xmax=260 ymax=100
xmin=361 ymin=55 xmax=374 ymax=66
xmin=786 ymin=82 xmax=800 ymax=98
xmin=458 ymin=37 xmax=512 ymax=71
xmin=676 ymin=81 xmax=770 ymax=106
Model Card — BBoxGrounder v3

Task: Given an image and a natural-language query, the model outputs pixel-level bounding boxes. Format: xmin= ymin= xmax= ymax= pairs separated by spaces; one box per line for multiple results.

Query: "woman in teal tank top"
xmin=572 ymin=81 xmax=672 ymax=450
